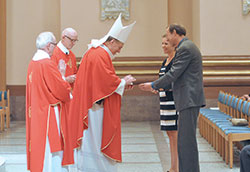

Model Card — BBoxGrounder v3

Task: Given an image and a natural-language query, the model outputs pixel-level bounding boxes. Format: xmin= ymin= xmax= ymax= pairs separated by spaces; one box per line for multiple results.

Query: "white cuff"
xmin=115 ymin=79 xmax=126 ymax=96
xmin=62 ymin=75 xmax=66 ymax=81
xmin=70 ymin=93 xmax=73 ymax=99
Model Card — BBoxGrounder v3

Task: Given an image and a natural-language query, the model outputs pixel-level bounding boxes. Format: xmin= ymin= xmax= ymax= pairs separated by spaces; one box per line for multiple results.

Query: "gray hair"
xmin=36 ymin=32 xmax=55 ymax=49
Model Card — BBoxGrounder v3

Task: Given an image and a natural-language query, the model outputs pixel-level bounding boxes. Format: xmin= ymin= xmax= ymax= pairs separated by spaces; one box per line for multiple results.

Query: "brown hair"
xmin=168 ymin=24 xmax=186 ymax=36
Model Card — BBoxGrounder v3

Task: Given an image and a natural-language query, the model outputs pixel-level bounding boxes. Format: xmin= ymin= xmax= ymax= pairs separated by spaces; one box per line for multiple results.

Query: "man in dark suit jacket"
xmin=240 ymin=144 xmax=250 ymax=172
xmin=139 ymin=24 xmax=206 ymax=172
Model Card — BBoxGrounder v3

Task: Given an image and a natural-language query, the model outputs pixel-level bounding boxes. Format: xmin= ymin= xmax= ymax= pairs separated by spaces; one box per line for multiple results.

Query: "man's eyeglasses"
xmin=50 ymin=42 xmax=57 ymax=46
xmin=65 ymin=35 xmax=78 ymax=43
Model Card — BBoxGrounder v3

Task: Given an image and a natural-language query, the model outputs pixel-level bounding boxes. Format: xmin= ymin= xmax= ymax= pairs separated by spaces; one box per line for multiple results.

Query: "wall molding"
xmin=0 ymin=0 xmax=6 ymax=90
xmin=7 ymin=85 xmax=26 ymax=96
xmin=9 ymin=55 xmax=250 ymax=98
xmin=9 ymin=54 xmax=250 ymax=120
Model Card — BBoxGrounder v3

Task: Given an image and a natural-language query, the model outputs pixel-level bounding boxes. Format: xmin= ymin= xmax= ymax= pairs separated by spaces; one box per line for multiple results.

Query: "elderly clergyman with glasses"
xmin=51 ymin=28 xmax=78 ymax=89
xmin=26 ymin=31 xmax=74 ymax=172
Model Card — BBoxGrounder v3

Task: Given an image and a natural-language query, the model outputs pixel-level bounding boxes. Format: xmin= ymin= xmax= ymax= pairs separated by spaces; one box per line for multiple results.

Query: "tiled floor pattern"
xmin=0 ymin=121 xmax=240 ymax=172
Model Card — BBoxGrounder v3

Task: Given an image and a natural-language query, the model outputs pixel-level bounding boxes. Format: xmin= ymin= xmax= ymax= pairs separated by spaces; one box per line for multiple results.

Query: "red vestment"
xmin=69 ymin=46 xmax=123 ymax=162
xmin=51 ymin=46 xmax=77 ymax=88
xmin=26 ymin=58 xmax=74 ymax=172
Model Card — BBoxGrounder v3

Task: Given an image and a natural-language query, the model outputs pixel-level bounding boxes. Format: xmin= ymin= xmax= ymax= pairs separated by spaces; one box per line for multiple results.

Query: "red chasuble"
xmin=69 ymin=46 xmax=123 ymax=162
xmin=26 ymin=59 xmax=74 ymax=172
xmin=51 ymin=46 xmax=77 ymax=88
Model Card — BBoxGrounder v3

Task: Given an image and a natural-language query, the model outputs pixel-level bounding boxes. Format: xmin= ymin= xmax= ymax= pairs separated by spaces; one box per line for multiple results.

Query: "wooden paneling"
xmin=8 ymin=56 xmax=250 ymax=120
xmin=111 ymin=56 xmax=250 ymax=98
xmin=11 ymin=55 xmax=250 ymax=98
xmin=7 ymin=85 xmax=26 ymax=96
xmin=0 ymin=0 xmax=6 ymax=90
xmin=204 ymin=86 xmax=250 ymax=99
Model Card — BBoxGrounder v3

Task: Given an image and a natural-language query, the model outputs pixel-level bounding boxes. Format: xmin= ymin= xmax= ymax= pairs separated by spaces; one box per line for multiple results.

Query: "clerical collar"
xmin=32 ymin=49 xmax=50 ymax=61
xmin=57 ymin=41 xmax=70 ymax=55
xmin=100 ymin=44 xmax=115 ymax=60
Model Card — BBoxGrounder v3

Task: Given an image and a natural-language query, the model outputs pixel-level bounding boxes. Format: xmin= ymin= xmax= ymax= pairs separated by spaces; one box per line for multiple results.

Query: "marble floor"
xmin=0 ymin=121 xmax=240 ymax=172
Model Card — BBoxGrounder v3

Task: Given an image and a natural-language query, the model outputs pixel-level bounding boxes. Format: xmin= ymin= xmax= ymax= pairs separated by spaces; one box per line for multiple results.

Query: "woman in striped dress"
xmin=159 ymin=34 xmax=178 ymax=172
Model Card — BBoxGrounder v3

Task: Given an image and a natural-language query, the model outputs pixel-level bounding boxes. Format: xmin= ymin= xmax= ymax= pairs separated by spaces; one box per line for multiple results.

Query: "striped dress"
xmin=159 ymin=59 xmax=178 ymax=131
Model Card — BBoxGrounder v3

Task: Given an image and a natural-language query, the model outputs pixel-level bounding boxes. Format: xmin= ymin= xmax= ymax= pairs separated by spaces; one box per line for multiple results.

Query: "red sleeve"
xmin=90 ymin=51 xmax=121 ymax=101
xmin=43 ymin=61 xmax=71 ymax=103
xmin=25 ymin=69 xmax=31 ymax=170
xmin=73 ymin=56 xmax=77 ymax=74
xmin=70 ymin=53 xmax=77 ymax=75
xmin=51 ymin=48 xmax=59 ymax=65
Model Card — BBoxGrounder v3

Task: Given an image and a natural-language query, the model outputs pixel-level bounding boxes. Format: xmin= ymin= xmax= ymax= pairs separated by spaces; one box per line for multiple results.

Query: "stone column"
xmin=167 ymin=0 xmax=193 ymax=40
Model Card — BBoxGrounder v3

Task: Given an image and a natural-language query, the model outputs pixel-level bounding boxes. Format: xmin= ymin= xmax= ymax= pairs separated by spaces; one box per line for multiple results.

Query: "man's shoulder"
xmin=83 ymin=47 xmax=111 ymax=67
xmin=92 ymin=46 xmax=106 ymax=53
xmin=179 ymin=39 xmax=199 ymax=51
xmin=55 ymin=46 xmax=67 ymax=55
xmin=180 ymin=39 xmax=194 ymax=47
xmin=38 ymin=59 xmax=57 ymax=69
xmin=52 ymin=46 xmax=61 ymax=54
xmin=69 ymin=50 xmax=76 ymax=58
xmin=87 ymin=46 xmax=108 ymax=57
xmin=27 ymin=59 xmax=53 ymax=72
xmin=51 ymin=46 xmax=63 ymax=60
xmin=29 ymin=58 xmax=51 ymax=65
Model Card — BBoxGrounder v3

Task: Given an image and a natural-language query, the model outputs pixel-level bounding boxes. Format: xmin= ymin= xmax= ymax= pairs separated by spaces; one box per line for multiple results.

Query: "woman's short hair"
xmin=36 ymin=32 xmax=55 ymax=49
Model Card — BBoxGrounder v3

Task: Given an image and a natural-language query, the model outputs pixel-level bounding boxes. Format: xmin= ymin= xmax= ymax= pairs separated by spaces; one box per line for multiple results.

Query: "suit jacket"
xmin=153 ymin=38 xmax=206 ymax=112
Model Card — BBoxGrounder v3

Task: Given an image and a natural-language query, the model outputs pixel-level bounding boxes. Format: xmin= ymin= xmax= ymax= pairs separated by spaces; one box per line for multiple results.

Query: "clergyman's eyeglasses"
xmin=65 ymin=35 xmax=78 ymax=43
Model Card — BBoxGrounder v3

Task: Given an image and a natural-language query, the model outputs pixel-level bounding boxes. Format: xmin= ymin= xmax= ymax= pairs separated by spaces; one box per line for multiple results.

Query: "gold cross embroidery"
xmin=29 ymin=106 xmax=31 ymax=118
xmin=29 ymin=72 xmax=32 ymax=83
xmin=67 ymin=59 xmax=72 ymax=68
xmin=29 ymin=140 xmax=31 ymax=152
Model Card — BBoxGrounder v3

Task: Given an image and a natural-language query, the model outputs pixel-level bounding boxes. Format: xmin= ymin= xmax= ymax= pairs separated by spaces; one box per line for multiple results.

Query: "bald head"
xmin=62 ymin=28 xmax=77 ymax=37
xmin=61 ymin=28 xmax=78 ymax=49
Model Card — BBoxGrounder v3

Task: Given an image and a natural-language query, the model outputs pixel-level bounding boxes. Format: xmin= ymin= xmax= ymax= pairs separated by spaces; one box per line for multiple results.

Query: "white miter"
xmin=88 ymin=13 xmax=136 ymax=49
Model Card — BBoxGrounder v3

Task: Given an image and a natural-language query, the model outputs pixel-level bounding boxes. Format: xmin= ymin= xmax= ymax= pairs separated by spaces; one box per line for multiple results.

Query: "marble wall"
xmin=121 ymin=95 xmax=160 ymax=121
xmin=10 ymin=95 xmax=160 ymax=121
xmin=10 ymin=96 xmax=25 ymax=121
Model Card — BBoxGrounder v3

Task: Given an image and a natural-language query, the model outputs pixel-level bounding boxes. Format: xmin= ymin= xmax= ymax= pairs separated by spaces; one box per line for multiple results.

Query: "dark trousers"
xmin=240 ymin=145 xmax=250 ymax=172
xmin=178 ymin=107 xmax=200 ymax=172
